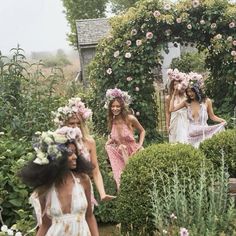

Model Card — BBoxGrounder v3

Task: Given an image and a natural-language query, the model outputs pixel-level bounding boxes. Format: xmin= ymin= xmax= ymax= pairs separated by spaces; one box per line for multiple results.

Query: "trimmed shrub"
xmin=116 ymin=143 xmax=211 ymax=234
xmin=200 ymin=129 xmax=236 ymax=178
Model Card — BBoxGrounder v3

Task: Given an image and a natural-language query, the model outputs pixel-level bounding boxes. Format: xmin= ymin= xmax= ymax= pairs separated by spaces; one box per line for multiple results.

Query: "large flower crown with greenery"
xmin=52 ymin=97 xmax=92 ymax=126
xmin=104 ymin=88 xmax=132 ymax=109
xmin=33 ymin=127 xmax=82 ymax=165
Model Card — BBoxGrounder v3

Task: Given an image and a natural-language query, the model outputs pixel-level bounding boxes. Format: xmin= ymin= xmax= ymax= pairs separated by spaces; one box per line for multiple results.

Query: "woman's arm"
xmin=36 ymin=195 xmax=51 ymax=236
xmin=86 ymin=138 xmax=116 ymax=201
xmin=129 ymin=115 xmax=145 ymax=148
xmin=206 ymin=98 xmax=226 ymax=123
xmin=82 ymin=174 xmax=99 ymax=236
xmin=169 ymin=89 xmax=186 ymax=112
xmin=165 ymin=95 xmax=171 ymax=131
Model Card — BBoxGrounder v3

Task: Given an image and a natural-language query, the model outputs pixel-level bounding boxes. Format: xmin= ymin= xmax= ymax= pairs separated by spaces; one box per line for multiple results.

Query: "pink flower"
xmin=106 ymin=68 xmax=112 ymax=75
xmin=227 ymin=36 xmax=233 ymax=41
xmin=125 ymin=52 xmax=132 ymax=58
xmin=200 ymin=19 xmax=205 ymax=25
xmin=126 ymin=76 xmax=133 ymax=81
xmin=231 ymin=50 xmax=236 ymax=56
xmin=114 ymin=50 xmax=120 ymax=58
xmin=131 ymin=29 xmax=137 ymax=36
xmin=229 ymin=22 xmax=235 ymax=28
xmin=153 ymin=10 xmax=161 ymax=17
xmin=211 ymin=23 xmax=217 ymax=29
xmin=126 ymin=40 xmax=132 ymax=46
xmin=232 ymin=40 xmax=236 ymax=46
xmin=180 ymin=227 xmax=189 ymax=236
xmin=136 ymin=111 xmax=140 ymax=116
xmin=136 ymin=39 xmax=142 ymax=46
xmin=176 ymin=18 xmax=182 ymax=23
xmin=135 ymin=86 xmax=140 ymax=91
xmin=192 ymin=0 xmax=200 ymax=8
xmin=187 ymin=24 xmax=192 ymax=29
xmin=164 ymin=4 xmax=171 ymax=10
xmin=146 ymin=32 xmax=153 ymax=39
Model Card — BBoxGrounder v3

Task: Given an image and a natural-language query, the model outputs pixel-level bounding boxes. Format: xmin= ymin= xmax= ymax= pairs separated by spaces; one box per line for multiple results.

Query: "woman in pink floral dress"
xmin=105 ymin=88 xmax=145 ymax=189
xmin=169 ymin=72 xmax=226 ymax=148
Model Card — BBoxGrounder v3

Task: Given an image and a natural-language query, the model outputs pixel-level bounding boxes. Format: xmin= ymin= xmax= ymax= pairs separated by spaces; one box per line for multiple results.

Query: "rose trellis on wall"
xmin=88 ymin=0 xmax=236 ymax=141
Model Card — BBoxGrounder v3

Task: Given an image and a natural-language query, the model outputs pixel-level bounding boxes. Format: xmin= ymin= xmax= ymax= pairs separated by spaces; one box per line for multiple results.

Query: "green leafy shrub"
xmin=200 ymin=129 xmax=236 ymax=178
xmin=93 ymin=135 xmax=118 ymax=223
xmin=0 ymin=134 xmax=34 ymax=231
xmin=116 ymin=143 xmax=211 ymax=234
xmin=151 ymin=158 xmax=236 ymax=236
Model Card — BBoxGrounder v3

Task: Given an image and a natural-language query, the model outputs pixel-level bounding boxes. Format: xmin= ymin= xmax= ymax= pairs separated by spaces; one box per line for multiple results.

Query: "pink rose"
xmin=146 ymin=32 xmax=153 ymax=39
xmin=232 ymin=40 xmax=236 ymax=46
xmin=231 ymin=50 xmax=236 ymax=56
xmin=153 ymin=10 xmax=161 ymax=17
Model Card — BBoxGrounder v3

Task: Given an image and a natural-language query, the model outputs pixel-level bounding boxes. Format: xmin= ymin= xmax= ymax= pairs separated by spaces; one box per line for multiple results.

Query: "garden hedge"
xmin=116 ymin=143 xmax=211 ymax=233
xmin=200 ymin=129 xmax=236 ymax=178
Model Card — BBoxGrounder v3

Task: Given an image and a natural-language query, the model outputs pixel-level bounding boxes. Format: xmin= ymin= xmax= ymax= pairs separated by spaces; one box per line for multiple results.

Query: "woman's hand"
xmin=100 ymin=194 xmax=117 ymax=202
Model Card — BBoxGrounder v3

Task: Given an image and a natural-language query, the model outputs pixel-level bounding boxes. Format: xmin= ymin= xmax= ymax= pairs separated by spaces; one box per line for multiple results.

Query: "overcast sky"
xmin=0 ymin=0 xmax=71 ymax=55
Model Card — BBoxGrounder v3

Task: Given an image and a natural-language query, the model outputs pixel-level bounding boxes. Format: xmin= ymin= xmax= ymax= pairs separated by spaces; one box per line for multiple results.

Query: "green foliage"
xmin=0 ymin=135 xmax=35 ymax=232
xmin=170 ymin=51 xmax=206 ymax=73
xmin=110 ymin=0 xmax=141 ymax=13
xmin=92 ymin=135 xmax=118 ymax=223
xmin=116 ymin=143 xmax=209 ymax=233
xmin=0 ymin=47 xmax=67 ymax=139
xmin=151 ymin=158 xmax=236 ymax=236
xmin=88 ymin=0 xmax=236 ymax=142
xmin=200 ymin=129 xmax=236 ymax=178
xmin=61 ymin=0 xmax=107 ymax=48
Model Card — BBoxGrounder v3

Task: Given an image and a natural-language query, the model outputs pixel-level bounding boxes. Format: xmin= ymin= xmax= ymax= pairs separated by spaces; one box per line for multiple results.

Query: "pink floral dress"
xmin=187 ymin=103 xmax=225 ymax=148
xmin=105 ymin=121 xmax=140 ymax=189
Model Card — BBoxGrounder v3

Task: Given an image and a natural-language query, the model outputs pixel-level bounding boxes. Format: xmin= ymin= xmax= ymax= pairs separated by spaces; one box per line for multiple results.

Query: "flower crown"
xmin=33 ymin=127 xmax=80 ymax=165
xmin=104 ymin=88 xmax=131 ymax=109
xmin=52 ymin=97 xmax=92 ymax=126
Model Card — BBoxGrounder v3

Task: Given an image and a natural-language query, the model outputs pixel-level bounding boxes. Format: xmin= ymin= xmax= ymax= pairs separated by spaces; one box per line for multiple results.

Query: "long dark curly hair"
xmin=186 ymin=86 xmax=206 ymax=103
xmin=18 ymin=140 xmax=93 ymax=190
xmin=107 ymin=97 xmax=131 ymax=131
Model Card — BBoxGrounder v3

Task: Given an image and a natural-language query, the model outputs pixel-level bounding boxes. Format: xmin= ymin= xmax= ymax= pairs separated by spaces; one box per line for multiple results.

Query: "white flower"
xmin=114 ymin=50 xmax=120 ymax=58
xmin=176 ymin=18 xmax=182 ymax=23
xmin=200 ymin=19 xmax=205 ymax=25
xmin=7 ymin=229 xmax=14 ymax=235
xmin=136 ymin=111 xmax=140 ymax=116
xmin=153 ymin=10 xmax=161 ymax=17
xmin=163 ymin=230 xmax=168 ymax=234
xmin=215 ymin=34 xmax=222 ymax=39
xmin=135 ymin=87 xmax=140 ymax=91
xmin=1 ymin=225 xmax=8 ymax=232
xmin=126 ymin=40 xmax=132 ymax=46
xmin=106 ymin=68 xmax=112 ymax=74
xmin=192 ymin=0 xmax=200 ymax=8
xmin=227 ymin=36 xmax=233 ymax=41
xmin=0 ymin=131 xmax=4 ymax=135
xmin=125 ymin=52 xmax=132 ymax=58
xmin=187 ymin=24 xmax=192 ymax=29
xmin=164 ymin=4 xmax=171 ymax=10
xmin=231 ymin=50 xmax=236 ymax=56
xmin=232 ymin=40 xmax=236 ymax=46
xmin=170 ymin=213 xmax=177 ymax=219
xmin=211 ymin=23 xmax=217 ymax=29
xmin=136 ymin=39 xmax=142 ymax=46
xmin=15 ymin=232 xmax=22 ymax=236
xmin=126 ymin=76 xmax=133 ymax=81
xmin=229 ymin=22 xmax=235 ymax=28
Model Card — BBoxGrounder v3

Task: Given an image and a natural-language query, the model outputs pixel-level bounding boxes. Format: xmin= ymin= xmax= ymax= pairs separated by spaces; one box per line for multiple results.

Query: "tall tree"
xmin=61 ymin=0 xmax=108 ymax=48
xmin=110 ymin=0 xmax=140 ymax=12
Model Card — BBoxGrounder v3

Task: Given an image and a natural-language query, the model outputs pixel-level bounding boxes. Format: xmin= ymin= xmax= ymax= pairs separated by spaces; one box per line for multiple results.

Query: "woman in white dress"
xmin=165 ymin=69 xmax=189 ymax=143
xmin=19 ymin=129 xmax=99 ymax=236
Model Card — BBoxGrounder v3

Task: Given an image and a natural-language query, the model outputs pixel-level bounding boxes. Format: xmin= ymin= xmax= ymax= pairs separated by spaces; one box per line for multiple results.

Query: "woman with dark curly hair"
xmin=19 ymin=128 xmax=99 ymax=236
xmin=104 ymin=88 xmax=145 ymax=189
xmin=169 ymin=72 xmax=226 ymax=148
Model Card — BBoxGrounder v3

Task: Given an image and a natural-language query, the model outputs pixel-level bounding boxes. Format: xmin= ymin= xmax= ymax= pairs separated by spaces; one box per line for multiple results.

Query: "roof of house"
xmin=76 ymin=18 xmax=111 ymax=47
